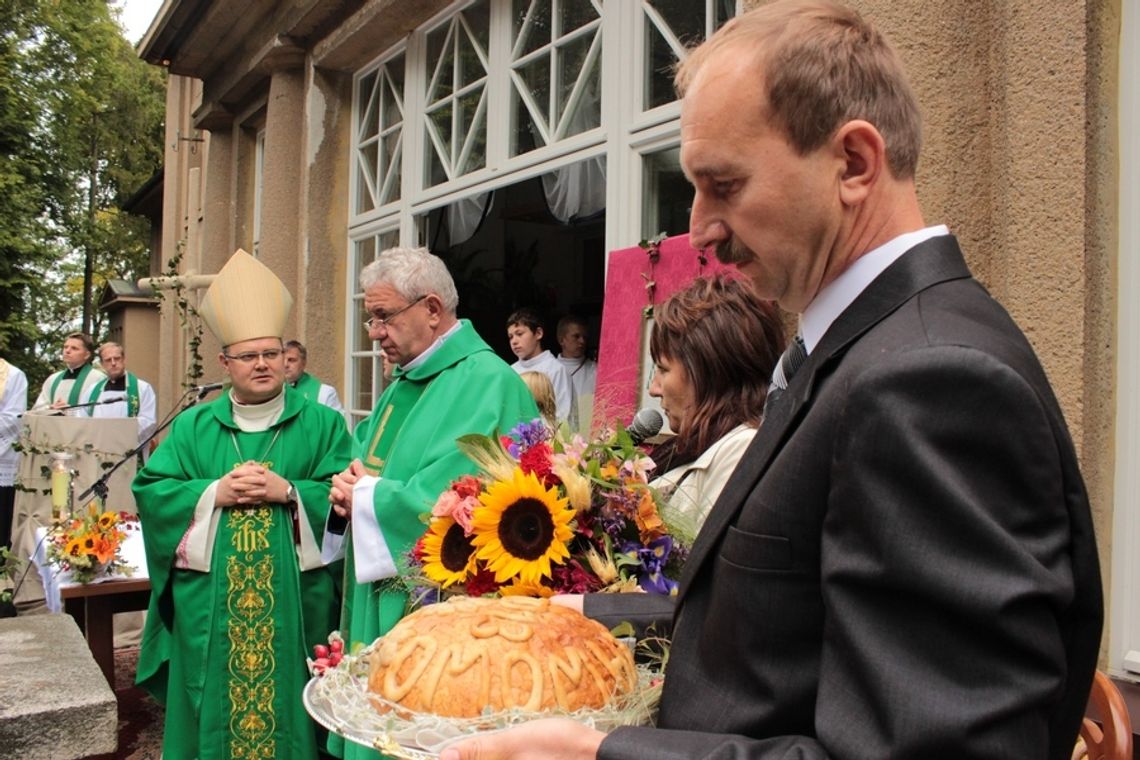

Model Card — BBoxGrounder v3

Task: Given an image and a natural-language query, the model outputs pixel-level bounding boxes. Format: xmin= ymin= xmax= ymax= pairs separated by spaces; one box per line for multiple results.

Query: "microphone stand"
xmin=67 ymin=396 xmax=127 ymax=409
xmin=76 ymin=385 xmax=220 ymax=506
xmin=27 ymin=396 xmax=128 ymax=416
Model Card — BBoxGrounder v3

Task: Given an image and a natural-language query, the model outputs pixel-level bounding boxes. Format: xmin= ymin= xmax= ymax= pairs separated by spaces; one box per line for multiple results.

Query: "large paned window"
xmin=354 ymin=53 xmax=406 ymax=214
xmin=345 ymin=0 xmax=740 ymax=422
xmin=1113 ymin=0 xmax=1140 ymax=678
xmin=642 ymin=0 xmax=736 ymax=111
xmin=509 ymin=0 xmax=603 ymax=157
xmin=347 ymin=227 xmax=400 ymax=424
xmin=424 ymin=2 xmax=490 ymax=186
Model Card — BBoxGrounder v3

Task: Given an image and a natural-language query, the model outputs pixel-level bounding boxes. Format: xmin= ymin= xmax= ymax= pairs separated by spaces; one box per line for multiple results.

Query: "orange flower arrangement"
xmin=46 ymin=504 xmax=138 ymax=584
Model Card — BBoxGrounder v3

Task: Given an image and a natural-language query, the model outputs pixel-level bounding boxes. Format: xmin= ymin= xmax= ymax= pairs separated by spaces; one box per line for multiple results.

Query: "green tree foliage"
xmin=0 ymin=0 xmax=165 ymax=390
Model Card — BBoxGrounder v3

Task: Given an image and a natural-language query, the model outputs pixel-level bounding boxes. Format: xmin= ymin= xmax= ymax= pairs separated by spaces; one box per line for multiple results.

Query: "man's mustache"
xmin=714 ymin=238 xmax=755 ymax=266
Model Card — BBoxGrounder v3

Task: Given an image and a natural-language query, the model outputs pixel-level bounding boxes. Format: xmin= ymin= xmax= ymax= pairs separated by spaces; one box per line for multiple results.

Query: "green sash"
xmin=49 ymin=364 xmax=94 ymax=410
xmin=292 ymin=372 xmax=321 ymax=402
xmin=88 ymin=372 xmax=140 ymax=416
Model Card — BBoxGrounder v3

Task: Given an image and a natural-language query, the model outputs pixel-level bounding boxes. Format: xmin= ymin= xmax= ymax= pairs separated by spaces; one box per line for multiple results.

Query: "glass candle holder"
xmin=49 ymin=452 xmax=74 ymax=519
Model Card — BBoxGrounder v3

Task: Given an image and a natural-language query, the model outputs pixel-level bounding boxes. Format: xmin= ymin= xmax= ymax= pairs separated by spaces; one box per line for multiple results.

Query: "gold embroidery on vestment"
xmin=226 ymin=506 xmax=277 ymax=759
xmin=363 ymin=405 xmax=394 ymax=475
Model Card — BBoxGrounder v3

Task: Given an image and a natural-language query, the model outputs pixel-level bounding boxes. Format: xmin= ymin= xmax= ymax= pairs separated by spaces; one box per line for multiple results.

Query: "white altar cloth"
xmin=30 ymin=522 xmax=148 ymax=613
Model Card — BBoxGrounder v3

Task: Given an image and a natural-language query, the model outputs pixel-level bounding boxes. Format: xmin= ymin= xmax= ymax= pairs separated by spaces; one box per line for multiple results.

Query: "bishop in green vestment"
xmin=135 ymin=250 xmax=353 ymax=760
xmin=326 ymin=248 xmax=537 ymax=760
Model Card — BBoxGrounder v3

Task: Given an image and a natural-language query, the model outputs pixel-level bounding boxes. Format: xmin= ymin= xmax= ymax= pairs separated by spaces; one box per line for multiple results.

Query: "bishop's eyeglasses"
xmin=223 ymin=349 xmax=283 ymax=364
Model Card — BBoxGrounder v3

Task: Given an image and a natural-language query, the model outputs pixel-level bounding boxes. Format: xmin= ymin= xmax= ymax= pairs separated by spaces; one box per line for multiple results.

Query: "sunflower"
xmin=500 ymin=578 xmax=554 ymax=597
xmin=420 ymin=516 xmax=476 ymax=587
xmin=97 ymin=512 xmax=118 ymax=529
xmin=470 ymin=467 xmax=574 ymax=585
xmin=64 ymin=537 xmax=84 ymax=558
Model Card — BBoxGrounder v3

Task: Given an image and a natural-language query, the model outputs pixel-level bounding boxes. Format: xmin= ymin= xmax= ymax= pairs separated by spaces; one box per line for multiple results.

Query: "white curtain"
xmin=447 ymin=191 xmax=493 ymax=246
xmin=542 ymin=81 xmax=605 ymax=223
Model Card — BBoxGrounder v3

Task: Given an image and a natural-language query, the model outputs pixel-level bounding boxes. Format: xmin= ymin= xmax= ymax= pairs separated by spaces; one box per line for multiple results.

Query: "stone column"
xmin=258 ymin=39 xmax=308 ymax=340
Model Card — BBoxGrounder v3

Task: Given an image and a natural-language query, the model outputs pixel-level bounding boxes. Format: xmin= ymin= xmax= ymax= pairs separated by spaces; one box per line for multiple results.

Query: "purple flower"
xmin=508 ymin=419 xmax=550 ymax=455
xmin=411 ymin=586 xmax=443 ymax=606
xmin=599 ymin=511 xmax=627 ymax=538
xmin=639 ymin=570 xmax=678 ymax=595
xmin=625 ymin=536 xmax=673 ymax=574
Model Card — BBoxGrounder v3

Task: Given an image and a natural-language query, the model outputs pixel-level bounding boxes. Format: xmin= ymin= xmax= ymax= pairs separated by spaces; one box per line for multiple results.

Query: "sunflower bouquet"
xmin=405 ymin=419 xmax=692 ymax=605
xmin=45 ymin=504 xmax=139 ymax=584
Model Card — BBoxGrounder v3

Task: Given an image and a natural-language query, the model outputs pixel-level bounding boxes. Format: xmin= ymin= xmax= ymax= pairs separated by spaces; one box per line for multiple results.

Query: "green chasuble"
xmin=332 ymin=320 xmax=537 ymax=760
xmin=292 ymin=372 xmax=321 ymax=401
xmin=133 ymin=386 xmax=353 ymax=760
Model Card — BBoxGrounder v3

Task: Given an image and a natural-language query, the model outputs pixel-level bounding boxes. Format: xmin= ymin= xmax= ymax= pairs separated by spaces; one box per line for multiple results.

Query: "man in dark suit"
xmin=442 ymin=2 xmax=1102 ymax=758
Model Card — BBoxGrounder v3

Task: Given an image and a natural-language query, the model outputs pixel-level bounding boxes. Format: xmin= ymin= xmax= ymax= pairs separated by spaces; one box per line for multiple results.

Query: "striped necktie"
xmin=764 ymin=334 xmax=807 ymax=416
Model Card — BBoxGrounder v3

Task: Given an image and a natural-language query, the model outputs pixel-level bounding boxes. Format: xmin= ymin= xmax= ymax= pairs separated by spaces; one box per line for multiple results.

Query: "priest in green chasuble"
xmin=325 ymin=247 xmax=538 ymax=760
xmin=134 ymin=249 xmax=352 ymax=760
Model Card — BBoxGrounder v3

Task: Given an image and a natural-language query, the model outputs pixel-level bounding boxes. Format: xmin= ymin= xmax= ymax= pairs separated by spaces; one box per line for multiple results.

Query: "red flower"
xmin=550 ymin=559 xmax=601 ymax=594
xmin=519 ymin=442 xmax=559 ymax=487
xmin=453 ymin=475 xmax=483 ymax=500
xmin=411 ymin=534 xmax=427 ymax=562
xmin=464 ymin=566 xmax=501 ymax=597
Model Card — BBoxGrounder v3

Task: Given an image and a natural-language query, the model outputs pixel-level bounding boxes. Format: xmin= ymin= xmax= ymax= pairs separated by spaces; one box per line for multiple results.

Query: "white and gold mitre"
xmin=198 ymin=249 xmax=293 ymax=346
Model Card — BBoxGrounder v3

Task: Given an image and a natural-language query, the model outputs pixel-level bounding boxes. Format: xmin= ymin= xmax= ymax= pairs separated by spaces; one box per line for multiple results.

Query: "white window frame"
xmin=1112 ymin=0 xmax=1140 ymax=678
xmin=344 ymin=221 xmax=401 ymax=425
xmin=343 ymin=0 xmax=739 ymax=422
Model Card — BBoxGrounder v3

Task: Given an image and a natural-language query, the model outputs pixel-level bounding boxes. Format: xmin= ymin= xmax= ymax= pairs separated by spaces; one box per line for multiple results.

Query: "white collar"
xmin=401 ymin=319 xmax=462 ymax=371
xmin=231 ymin=389 xmax=285 ymax=432
xmin=516 ymin=350 xmax=553 ymax=368
xmin=800 ymin=225 xmax=949 ymax=353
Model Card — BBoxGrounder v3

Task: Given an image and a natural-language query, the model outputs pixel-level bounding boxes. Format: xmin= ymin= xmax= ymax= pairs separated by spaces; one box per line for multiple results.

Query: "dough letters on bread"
xmin=366 ymin=596 xmax=637 ymax=718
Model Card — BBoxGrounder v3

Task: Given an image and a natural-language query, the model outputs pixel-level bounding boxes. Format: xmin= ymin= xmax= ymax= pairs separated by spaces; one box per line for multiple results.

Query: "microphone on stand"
xmin=191 ymin=382 xmax=225 ymax=399
xmin=40 ymin=396 xmax=128 ymax=414
xmin=628 ymin=408 xmax=664 ymax=445
xmin=77 ymin=383 xmax=224 ymax=504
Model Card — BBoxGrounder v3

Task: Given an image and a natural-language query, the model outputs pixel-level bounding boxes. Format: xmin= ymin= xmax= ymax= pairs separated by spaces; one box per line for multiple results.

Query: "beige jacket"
xmin=651 ymin=423 xmax=757 ymax=530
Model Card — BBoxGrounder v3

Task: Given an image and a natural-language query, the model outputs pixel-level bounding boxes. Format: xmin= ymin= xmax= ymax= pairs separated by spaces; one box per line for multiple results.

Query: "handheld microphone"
xmin=628 ymin=408 xmax=664 ymax=444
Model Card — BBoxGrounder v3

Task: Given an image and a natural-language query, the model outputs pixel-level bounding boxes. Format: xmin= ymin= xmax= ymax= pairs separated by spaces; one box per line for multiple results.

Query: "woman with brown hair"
xmin=553 ymin=274 xmax=784 ymax=615
xmin=648 ymin=274 xmax=785 ymax=526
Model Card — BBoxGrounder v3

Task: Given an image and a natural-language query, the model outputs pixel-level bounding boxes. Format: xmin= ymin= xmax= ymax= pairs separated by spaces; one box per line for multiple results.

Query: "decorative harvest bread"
xmin=366 ymin=596 xmax=637 ymax=718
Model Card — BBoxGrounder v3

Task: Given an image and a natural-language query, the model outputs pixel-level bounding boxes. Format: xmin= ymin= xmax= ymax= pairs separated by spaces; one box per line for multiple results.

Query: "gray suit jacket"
xmin=597 ymin=236 xmax=1102 ymax=759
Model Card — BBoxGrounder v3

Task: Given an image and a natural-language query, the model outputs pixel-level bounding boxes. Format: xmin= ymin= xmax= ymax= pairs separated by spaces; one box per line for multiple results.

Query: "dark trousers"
xmin=0 ymin=485 xmax=13 ymax=549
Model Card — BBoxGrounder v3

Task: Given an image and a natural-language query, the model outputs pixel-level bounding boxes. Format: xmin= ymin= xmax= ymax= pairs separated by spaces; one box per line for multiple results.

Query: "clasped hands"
xmin=215 ymin=461 xmax=291 ymax=508
xmin=329 ymin=458 xmax=368 ymax=520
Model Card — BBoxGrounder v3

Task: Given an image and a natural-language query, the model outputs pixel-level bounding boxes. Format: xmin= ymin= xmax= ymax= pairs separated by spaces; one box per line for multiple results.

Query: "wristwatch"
xmin=285 ymin=483 xmax=298 ymax=504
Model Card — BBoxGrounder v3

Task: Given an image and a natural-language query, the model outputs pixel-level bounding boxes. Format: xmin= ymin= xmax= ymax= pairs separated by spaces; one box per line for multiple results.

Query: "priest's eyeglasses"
xmin=224 ymin=349 xmax=283 ymax=364
xmin=364 ymin=294 xmax=427 ymax=331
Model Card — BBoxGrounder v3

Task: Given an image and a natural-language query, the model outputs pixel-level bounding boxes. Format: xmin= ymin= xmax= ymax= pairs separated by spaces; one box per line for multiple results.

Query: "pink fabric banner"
xmin=594 ymin=234 xmax=732 ymax=429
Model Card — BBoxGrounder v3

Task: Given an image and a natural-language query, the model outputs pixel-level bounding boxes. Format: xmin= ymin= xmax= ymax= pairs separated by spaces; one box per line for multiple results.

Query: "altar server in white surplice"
xmin=0 ymin=357 xmax=27 ymax=548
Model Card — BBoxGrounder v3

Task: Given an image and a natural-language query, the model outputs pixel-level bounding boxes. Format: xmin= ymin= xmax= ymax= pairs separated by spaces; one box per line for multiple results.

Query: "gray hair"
xmin=359 ymin=247 xmax=459 ymax=314
xmin=284 ymin=339 xmax=307 ymax=359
